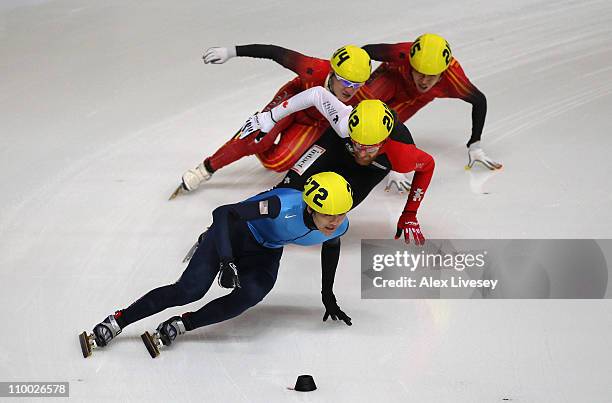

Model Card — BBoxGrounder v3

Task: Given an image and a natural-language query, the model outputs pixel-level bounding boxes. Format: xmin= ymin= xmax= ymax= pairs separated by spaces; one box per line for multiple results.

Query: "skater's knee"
xmin=259 ymin=149 xmax=298 ymax=172
xmin=174 ymin=281 xmax=207 ymax=304
xmin=268 ymin=159 xmax=295 ymax=172
xmin=234 ymin=284 xmax=271 ymax=307
xmin=248 ymin=132 xmax=277 ymax=153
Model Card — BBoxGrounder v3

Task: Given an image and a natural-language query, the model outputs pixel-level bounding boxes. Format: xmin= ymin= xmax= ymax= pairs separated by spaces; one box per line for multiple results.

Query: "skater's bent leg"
xmin=206 ymin=124 xmax=280 ymax=172
xmin=258 ymin=124 xmax=327 ymax=172
xmin=182 ymin=254 xmax=280 ymax=330
xmin=117 ymin=231 xmax=220 ymax=328
xmin=205 ymin=79 xmax=300 ymax=172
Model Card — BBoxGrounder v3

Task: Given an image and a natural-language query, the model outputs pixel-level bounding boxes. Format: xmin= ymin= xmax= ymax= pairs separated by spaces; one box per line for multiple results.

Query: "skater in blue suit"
xmin=80 ymin=172 xmax=354 ymax=358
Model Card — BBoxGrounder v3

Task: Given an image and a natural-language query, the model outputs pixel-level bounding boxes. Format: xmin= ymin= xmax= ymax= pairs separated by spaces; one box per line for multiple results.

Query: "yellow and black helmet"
xmin=409 ymin=33 xmax=453 ymax=75
xmin=347 ymin=100 xmax=394 ymax=145
xmin=303 ymin=172 xmax=353 ymax=215
xmin=330 ymin=45 xmax=372 ymax=84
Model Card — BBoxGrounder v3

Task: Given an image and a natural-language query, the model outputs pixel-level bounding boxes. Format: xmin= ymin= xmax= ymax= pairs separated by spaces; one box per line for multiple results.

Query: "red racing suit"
xmin=356 ymin=42 xmax=487 ymax=147
xmin=206 ymin=45 xmax=335 ymax=172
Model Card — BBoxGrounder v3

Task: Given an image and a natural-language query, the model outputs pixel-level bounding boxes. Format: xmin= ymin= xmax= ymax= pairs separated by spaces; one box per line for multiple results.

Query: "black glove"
xmin=218 ymin=259 xmax=240 ymax=289
xmin=322 ymin=292 xmax=352 ymax=326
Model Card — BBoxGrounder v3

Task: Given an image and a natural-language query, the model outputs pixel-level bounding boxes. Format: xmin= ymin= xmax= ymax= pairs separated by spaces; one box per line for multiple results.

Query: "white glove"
xmin=467 ymin=142 xmax=503 ymax=170
xmin=202 ymin=46 xmax=237 ymax=64
xmin=238 ymin=111 xmax=276 ymax=140
xmin=384 ymin=171 xmax=412 ymax=194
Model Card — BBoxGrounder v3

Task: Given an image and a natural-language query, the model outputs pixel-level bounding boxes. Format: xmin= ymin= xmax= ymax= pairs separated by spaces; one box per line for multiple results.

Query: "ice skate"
xmin=79 ymin=314 xmax=122 ymax=358
xmin=169 ymin=162 xmax=213 ymax=200
xmin=465 ymin=142 xmax=503 ymax=171
xmin=168 ymin=183 xmax=188 ymax=200
xmin=141 ymin=316 xmax=186 ymax=358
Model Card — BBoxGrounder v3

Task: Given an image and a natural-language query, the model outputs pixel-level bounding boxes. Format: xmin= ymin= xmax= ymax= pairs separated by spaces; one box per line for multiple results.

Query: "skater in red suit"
xmin=177 ymin=35 xmax=499 ymax=200
xmin=177 ymin=45 xmax=372 ymax=195
xmin=357 ymin=33 xmax=502 ymax=170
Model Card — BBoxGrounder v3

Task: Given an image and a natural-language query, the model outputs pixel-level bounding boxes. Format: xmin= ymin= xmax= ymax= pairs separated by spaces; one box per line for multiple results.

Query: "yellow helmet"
xmin=303 ymin=172 xmax=353 ymax=215
xmin=330 ymin=45 xmax=372 ymax=83
xmin=409 ymin=33 xmax=452 ymax=75
xmin=347 ymin=100 xmax=394 ymax=145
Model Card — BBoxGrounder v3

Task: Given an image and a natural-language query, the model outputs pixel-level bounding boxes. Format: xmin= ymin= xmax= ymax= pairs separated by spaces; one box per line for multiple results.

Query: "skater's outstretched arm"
xmin=235 ymin=45 xmax=312 ymax=73
xmin=362 ymin=42 xmax=412 ymax=64
xmin=203 ymin=44 xmax=319 ymax=75
xmin=239 ymin=86 xmax=352 ymax=140
xmin=321 ymin=237 xmax=340 ymax=295
xmin=320 ymin=237 xmax=352 ymax=326
xmin=385 ymin=138 xmax=435 ymax=245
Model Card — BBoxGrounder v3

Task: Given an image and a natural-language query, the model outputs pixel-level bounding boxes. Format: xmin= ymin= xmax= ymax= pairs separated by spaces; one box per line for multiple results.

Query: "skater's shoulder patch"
xmin=259 ymin=200 xmax=269 ymax=215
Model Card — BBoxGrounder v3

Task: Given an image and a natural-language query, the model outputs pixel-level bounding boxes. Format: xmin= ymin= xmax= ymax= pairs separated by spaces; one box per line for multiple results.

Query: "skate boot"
xmin=141 ymin=316 xmax=186 ymax=358
xmin=79 ymin=313 xmax=122 ymax=358
xmin=169 ymin=162 xmax=213 ymax=200
xmin=182 ymin=162 xmax=213 ymax=191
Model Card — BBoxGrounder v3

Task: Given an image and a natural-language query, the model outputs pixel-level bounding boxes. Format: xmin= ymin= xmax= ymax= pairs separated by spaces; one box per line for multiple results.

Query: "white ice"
xmin=1 ymin=0 xmax=612 ymax=402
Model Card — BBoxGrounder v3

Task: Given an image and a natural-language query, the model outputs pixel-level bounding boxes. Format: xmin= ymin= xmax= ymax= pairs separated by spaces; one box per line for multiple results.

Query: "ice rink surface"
xmin=1 ymin=0 xmax=612 ymax=401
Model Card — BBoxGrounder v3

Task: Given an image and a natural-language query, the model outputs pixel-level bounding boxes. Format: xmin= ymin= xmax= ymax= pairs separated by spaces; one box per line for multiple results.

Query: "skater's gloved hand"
xmin=395 ymin=210 xmax=425 ymax=245
xmin=467 ymin=141 xmax=503 ymax=170
xmin=238 ymin=111 xmax=276 ymax=140
xmin=202 ymin=46 xmax=237 ymax=64
xmin=218 ymin=258 xmax=241 ymax=289
xmin=322 ymin=292 xmax=352 ymax=326
xmin=385 ymin=171 xmax=412 ymax=194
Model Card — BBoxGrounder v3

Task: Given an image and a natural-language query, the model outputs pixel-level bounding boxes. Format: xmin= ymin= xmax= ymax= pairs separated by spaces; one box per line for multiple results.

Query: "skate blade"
xmin=79 ymin=331 xmax=93 ymax=358
xmin=182 ymin=242 xmax=199 ymax=263
xmin=465 ymin=162 xmax=503 ymax=171
xmin=168 ymin=184 xmax=187 ymax=201
xmin=141 ymin=331 xmax=161 ymax=358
